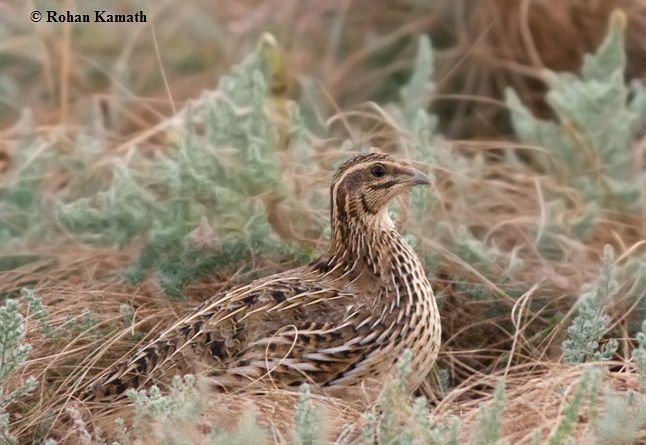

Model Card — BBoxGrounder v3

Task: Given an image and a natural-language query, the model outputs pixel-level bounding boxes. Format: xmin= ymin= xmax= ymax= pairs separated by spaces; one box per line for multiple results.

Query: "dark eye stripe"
xmin=369 ymin=180 xmax=398 ymax=191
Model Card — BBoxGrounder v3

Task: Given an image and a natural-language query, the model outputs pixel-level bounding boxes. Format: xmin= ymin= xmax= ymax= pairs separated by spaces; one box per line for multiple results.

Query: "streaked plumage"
xmin=92 ymin=152 xmax=440 ymax=397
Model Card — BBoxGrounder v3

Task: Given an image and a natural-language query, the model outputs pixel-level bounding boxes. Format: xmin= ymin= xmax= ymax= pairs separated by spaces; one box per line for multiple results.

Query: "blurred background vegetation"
xmin=0 ymin=0 xmax=645 ymax=443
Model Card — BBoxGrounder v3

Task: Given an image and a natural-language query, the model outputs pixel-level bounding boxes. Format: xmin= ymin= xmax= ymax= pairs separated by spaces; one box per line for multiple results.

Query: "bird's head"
xmin=330 ymin=152 xmax=432 ymax=226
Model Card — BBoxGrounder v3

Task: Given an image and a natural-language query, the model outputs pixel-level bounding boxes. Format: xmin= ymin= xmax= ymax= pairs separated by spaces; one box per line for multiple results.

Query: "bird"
xmin=91 ymin=152 xmax=440 ymax=398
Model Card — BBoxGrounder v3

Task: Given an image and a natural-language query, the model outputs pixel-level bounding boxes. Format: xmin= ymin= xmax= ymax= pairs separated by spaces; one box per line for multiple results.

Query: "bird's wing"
xmin=91 ymin=268 xmax=367 ymax=397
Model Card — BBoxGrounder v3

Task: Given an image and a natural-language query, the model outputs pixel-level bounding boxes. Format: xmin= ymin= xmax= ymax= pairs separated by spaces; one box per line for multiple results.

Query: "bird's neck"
xmin=329 ymin=209 xmax=384 ymax=267
xmin=318 ymin=204 xmax=421 ymax=285
xmin=311 ymin=188 xmax=425 ymax=288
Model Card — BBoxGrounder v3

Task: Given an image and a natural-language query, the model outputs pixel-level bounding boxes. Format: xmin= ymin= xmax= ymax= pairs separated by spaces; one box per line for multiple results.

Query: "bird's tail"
xmin=87 ymin=318 xmax=208 ymax=399
xmin=87 ymin=338 xmax=176 ymax=399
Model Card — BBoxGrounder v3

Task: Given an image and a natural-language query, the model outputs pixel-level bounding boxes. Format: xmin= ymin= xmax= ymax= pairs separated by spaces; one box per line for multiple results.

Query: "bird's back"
xmin=94 ymin=256 xmax=438 ymax=397
xmin=93 ymin=265 xmax=375 ymax=396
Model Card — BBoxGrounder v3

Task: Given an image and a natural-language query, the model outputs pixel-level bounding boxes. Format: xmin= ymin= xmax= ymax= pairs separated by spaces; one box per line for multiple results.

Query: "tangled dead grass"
xmin=2 ymin=0 xmax=646 ymax=443
xmin=437 ymin=362 xmax=643 ymax=444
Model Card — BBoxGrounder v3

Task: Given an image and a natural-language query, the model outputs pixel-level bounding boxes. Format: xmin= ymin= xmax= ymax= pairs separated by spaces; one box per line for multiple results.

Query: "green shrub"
xmin=209 ymin=407 xmax=268 ymax=445
xmin=21 ymin=287 xmax=53 ymax=337
xmin=0 ymin=299 xmax=37 ymax=445
xmin=619 ymin=253 xmax=646 ymax=335
xmin=0 ymin=104 xmax=105 ymax=252
xmin=126 ymin=374 xmax=203 ymax=439
xmin=0 ymin=110 xmax=52 ymax=244
xmin=548 ymin=368 xmax=602 ymax=445
xmin=632 ymin=319 xmax=646 ymax=392
xmin=57 ymin=36 xmax=318 ymax=297
xmin=292 ymin=384 xmax=329 ymax=445
xmin=506 ymin=11 xmax=646 ymax=211
xmin=593 ymin=391 xmax=646 ymax=445
xmin=562 ymin=245 xmax=619 ymax=363
xmin=470 ymin=379 xmax=506 ymax=445
xmin=350 ymin=350 xmax=461 ymax=445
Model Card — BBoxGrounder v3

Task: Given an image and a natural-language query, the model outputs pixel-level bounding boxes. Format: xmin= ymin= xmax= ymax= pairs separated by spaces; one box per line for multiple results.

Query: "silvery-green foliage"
xmin=127 ymin=385 xmax=173 ymax=420
xmin=618 ymin=253 xmax=646 ymax=334
xmin=587 ymin=245 xmax=618 ymax=304
xmin=0 ymin=109 xmax=51 ymax=244
xmin=127 ymin=375 xmax=201 ymax=434
xmin=119 ymin=304 xmax=134 ymax=328
xmin=390 ymin=36 xmax=440 ymax=211
xmin=548 ymin=368 xmax=602 ymax=445
xmin=0 ymin=105 xmax=103 ymax=249
xmin=412 ymin=397 xmax=460 ymax=445
xmin=0 ymin=299 xmax=37 ymax=445
xmin=385 ymin=36 xmax=439 ymax=214
xmin=374 ymin=351 xmax=415 ymax=445
xmin=470 ymin=379 xmax=507 ymax=445
xmin=113 ymin=417 xmax=130 ymax=445
xmin=564 ymin=304 xmax=613 ymax=361
xmin=408 ymin=110 xmax=439 ymax=227
xmin=506 ymin=12 xmax=646 ymax=209
xmin=632 ymin=319 xmax=646 ymax=392
xmin=623 ymin=255 xmax=646 ymax=301
xmin=399 ymin=36 xmax=437 ymax=129
xmin=350 ymin=350 xmax=463 ymax=445
xmin=593 ymin=391 xmax=646 ymax=445
xmin=21 ymin=288 xmax=53 ymax=337
xmin=57 ymin=40 xmax=299 ymax=296
xmin=128 ymin=374 xmax=199 ymax=417
xmin=562 ymin=245 xmax=619 ymax=363
xmin=0 ymin=300 xmax=35 ymax=395
xmin=209 ymin=408 xmax=268 ymax=445
xmin=411 ymin=397 xmax=434 ymax=441
xmin=79 ymin=309 xmax=98 ymax=333
xmin=293 ymin=384 xmax=329 ymax=445
xmin=59 ymin=161 xmax=153 ymax=247
xmin=535 ymin=199 xmax=600 ymax=260
xmin=0 ymin=413 xmax=16 ymax=445
xmin=118 ymin=303 xmax=145 ymax=341
xmin=356 ymin=412 xmax=376 ymax=445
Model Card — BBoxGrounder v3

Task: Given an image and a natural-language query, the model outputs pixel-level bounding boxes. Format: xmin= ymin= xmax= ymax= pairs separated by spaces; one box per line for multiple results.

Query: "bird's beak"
xmin=404 ymin=167 xmax=433 ymax=186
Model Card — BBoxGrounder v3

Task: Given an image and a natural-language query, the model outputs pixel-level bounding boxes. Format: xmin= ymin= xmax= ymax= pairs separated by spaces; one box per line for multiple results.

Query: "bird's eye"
xmin=370 ymin=164 xmax=386 ymax=177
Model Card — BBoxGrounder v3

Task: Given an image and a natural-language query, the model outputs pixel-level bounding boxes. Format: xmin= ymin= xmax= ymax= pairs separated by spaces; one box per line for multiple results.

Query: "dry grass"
xmin=1 ymin=0 xmax=646 ymax=443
